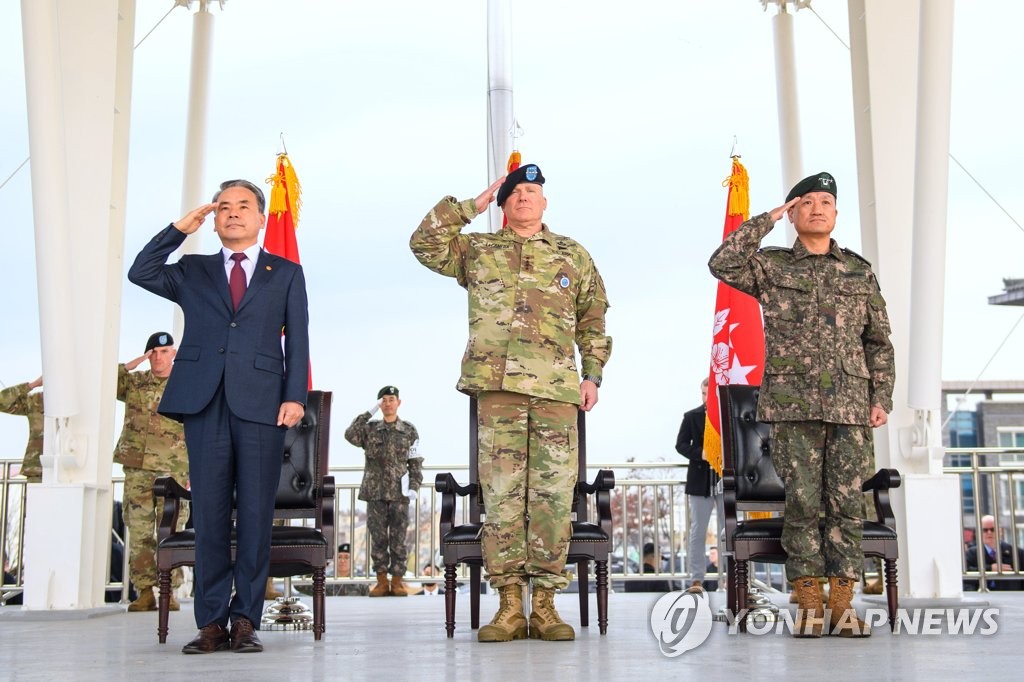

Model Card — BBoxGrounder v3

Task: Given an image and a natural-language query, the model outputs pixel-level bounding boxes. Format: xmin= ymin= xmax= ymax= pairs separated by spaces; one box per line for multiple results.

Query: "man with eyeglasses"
xmin=965 ymin=515 xmax=1024 ymax=591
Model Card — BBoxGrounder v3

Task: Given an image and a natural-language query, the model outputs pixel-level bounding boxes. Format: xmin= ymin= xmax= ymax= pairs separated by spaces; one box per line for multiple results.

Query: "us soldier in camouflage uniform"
xmin=708 ymin=171 xmax=894 ymax=638
xmin=296 ymin=543 xmax=370 ymax=597
xmin=410 ymin=164 xmax=612 ymax=642
xmin=345 ymin=386 xmax=422 ymax=597
xmin=0 ymin=376 xmax=44 ymax=482
xmin=116 ymin=331 xmax=189 ymax=612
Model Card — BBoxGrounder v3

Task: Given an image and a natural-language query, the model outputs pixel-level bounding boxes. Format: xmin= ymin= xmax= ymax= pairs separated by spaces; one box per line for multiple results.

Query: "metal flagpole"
xmin=174 ymin=0 xmax=217 ymax=339
xmin=486 ymin=0 xmax=513 ymax=234
xmin=765 ymin=0 xmax=807 ymax=244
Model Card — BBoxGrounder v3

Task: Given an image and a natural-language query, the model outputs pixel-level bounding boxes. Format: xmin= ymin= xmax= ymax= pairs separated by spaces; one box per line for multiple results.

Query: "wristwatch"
xmin=582 ymin=374 xmax=602 ymax=388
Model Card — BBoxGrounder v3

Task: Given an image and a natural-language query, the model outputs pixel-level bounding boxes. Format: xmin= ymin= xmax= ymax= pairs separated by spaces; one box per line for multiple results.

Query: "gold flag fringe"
xmin=267 ymin=153 xmax=302 ymax=228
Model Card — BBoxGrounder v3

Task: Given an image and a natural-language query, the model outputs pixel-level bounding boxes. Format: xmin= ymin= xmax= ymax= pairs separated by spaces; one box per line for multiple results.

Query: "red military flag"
xmin=501 ymin=149 xmax=520 ymax=228
xmin=703 ymin=158 xmax=765 ymax=475
xmin=264 ymin=152 xmax=312 ymax=389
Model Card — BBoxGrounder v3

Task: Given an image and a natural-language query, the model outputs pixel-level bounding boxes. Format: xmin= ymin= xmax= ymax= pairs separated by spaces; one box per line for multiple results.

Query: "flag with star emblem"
xmin=264 ymin=152 xmax=312 ymax=389
xmin=703 ymin=158 xmax=764 ymax=475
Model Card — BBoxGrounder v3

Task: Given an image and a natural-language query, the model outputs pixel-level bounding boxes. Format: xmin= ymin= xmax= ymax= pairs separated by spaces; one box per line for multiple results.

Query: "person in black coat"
xmin=676 ymin=379 xmax=719 ymax=593
xmin=965 ymin=515 xmax=1024 ymax=590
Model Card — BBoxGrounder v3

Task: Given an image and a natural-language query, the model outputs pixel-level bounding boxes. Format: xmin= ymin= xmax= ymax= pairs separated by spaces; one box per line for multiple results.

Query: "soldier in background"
xmin=709 ymin=171 xmax=894 ymax=638
xmin=345 ymin=386 xmax=422 ymax=597
xmin=296 ymin=543 xmax=370 ymax=597
xmin=116 ymin=331 xmax=189 ymax=612
xmin=410 ymin=164 xmax=612 ymax=642
xmin=0 ymin=375 xmax=44 ymax=482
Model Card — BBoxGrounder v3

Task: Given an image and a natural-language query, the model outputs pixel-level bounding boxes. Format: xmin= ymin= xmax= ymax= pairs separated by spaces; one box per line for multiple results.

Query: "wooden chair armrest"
xmin=862 ymin=468 xmax=901 ymax=492
xmin=435 ymin=472 xmax=477 ymax=498
xmin=578 ymin=469 xmax=615 ymax=495
xmin=154 ymin=476 xmax=190 ymax=544
xmin=863 ymin=468 xmax=901 ymax=528
xmin=319 ymin=475 xmax=336 ymax=546
xmin=721 ymin=470 xmax=738 ymax=551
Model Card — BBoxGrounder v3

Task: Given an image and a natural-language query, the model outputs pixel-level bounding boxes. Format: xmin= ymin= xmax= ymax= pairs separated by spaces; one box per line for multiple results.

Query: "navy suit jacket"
xmin=128 ymin=224 xmax=310 ymax=425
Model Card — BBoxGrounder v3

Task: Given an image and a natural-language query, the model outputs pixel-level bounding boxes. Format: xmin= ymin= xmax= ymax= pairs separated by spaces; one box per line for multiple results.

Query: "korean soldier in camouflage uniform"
xmin=0 ymin=375 xmax=44 ymax=482
xmin=709 ymin=171 xmax=894 ymax=638
xmin=116 ymin=332 xmax=190 ymax=612
xmin=345 ymin=385 xmax=422 ymax=597
xmin=296 ymin=543 xmax=370 ymax=597
xmin=410 ymin=164 xmax=612 ymax=642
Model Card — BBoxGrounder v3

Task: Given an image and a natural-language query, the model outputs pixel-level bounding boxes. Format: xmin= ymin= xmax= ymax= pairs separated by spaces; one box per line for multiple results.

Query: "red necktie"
xmin=229 ymin=252 xmax=247 ymax=310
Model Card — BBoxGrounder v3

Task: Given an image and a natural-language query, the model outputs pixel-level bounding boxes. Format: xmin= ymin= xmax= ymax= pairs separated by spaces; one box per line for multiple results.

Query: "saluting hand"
xmin=769 ymin=196 xmax=801 ymax=223
xmin=474 ymin=176 xmax=507 ymax=214
xmin=173 ymin=203 xmax=217 ymax=234
xmin=124 ymin=351 xmax=150 ymax=371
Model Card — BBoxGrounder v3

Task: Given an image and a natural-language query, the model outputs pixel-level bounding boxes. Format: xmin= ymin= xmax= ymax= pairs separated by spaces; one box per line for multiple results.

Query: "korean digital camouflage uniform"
xmin=708 ymin=212 xmax=894 ymax=580
xmin=115 ymin=364 xmax=189 ymax=592
xmin=410 ymin=197 xmax=611 ymax=590
xmin=0 ymin=383 xmax=44 ymax=482
xmin=345 ymin=413 xmax=422 ymax=577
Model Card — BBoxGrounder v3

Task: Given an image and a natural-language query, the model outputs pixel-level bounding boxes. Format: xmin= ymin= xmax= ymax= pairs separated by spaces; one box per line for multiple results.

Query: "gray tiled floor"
xmin=0 ymin=588 xmax=1019 ymax=680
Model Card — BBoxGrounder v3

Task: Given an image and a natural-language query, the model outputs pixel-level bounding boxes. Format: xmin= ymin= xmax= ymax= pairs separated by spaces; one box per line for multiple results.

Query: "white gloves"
xmin=368 ymin=401 xmax=380 ymax=416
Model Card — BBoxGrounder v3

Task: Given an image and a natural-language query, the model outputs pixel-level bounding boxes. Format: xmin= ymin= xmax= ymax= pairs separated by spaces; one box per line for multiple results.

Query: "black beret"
xmin=338 ymin=543 xmax=350 ymax=554
xmin=786 ymin=171 xmax=837 ymax=203
xmin=377 ymin=385 xmax=399 ymax=399
xmin=145 ymin=332 xmax=174 ymax=353
xmin=496 ymin=164 xmax=545 ymax=207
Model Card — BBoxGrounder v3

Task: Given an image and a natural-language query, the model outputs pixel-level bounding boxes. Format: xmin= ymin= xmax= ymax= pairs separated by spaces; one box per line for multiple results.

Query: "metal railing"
xmin=944 ymin=447 xmax=1024 ymax=592
xmin=11 ymin=451 xmax=1023 ymax=600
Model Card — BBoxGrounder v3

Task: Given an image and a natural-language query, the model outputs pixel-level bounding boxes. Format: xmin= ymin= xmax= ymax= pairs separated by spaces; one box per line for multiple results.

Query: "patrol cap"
xmin=786 ymin=171 xmax=837 ymax=203
xmin=496 ymin=164 xmax=545 ymax=207
xmin=377 ymin=385 xmax=400 ymax=399
xmin=145 ymin=331 xmax=174 ymax=353
xmin=338 ymin=543 xmax=351 ymax=554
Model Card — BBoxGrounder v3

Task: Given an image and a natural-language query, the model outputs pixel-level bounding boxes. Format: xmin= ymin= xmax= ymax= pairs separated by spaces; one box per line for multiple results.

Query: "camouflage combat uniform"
xmin=115 ymin=364 xmax=189 ymax=592
xmin=708 ymin=212 xmax=894 ymax=580
xmin=0 ymin=383 xmax=44 ymax=482
xmin=345 ymin=412 xmax=422 ymax=577
xmin=410 ymin=197 xmax=612 ymax=590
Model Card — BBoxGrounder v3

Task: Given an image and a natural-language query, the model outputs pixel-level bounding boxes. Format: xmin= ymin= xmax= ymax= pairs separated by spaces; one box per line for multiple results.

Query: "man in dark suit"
xmin=965 ymin=515 xmax=1024 ymax=591
xmin=128 ymin=179 xmax=309 ymax=654
xmin=675 ymin=378 xmax=718 ymax=594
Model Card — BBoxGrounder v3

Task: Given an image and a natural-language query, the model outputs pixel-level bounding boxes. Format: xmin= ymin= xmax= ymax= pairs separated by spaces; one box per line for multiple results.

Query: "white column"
xmin=771 ymin=3 xmax=803 ymax=244
xmin=849 ymin=0 xmax=962 ymax=599
xmin=20 ymin=0 xmax=134 ymax=609
xmin=486 ymin=0 xmax=513 ymax=234
xmin=174 ymin=1 xmax=216 ymax=338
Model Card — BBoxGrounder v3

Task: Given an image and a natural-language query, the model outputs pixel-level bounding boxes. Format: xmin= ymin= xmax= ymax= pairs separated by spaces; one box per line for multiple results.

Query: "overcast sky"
xmin=1 ymin=1 xmax=1022 ymax=468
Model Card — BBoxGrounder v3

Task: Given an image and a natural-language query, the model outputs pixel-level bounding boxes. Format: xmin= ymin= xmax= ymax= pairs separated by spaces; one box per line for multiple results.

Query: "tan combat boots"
xmin=529 ymin=587 xmax=575 ymax=641
xmin=390 ymin=574 xmax=409 ymax=597
xmin=790 ymin=576 xmax=826 ymax=638
xmin=369 ymin=572 xmax=390 ymax=597
xmin=826 ymin=576 xmax=871 ymax=637
xmin=478 ymin=584 xmax=528 ymax=642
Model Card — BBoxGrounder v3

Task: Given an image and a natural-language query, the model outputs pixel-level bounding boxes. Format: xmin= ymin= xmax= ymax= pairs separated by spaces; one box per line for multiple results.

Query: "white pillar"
xmin=908 ymin=0 xmax=954 ymax=417
xmin=770 ymin=3 xmax=803 ymax=244
xmin=486 ymin=0 xmax=513 ymax=234
xmin=174 ymin=1 xmax=216 ymax=339
xmin=20 ymin=0 xmax=135 ymax=609
xmin=848 ymin=0 xmax=962 ymax=599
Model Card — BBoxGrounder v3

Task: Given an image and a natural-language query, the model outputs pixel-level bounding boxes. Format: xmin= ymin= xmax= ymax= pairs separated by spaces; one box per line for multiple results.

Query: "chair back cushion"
xmin=719 ymin=385 xmax=785 ymax=502
xmin=275 ymin=389 xmax=326 ymax=510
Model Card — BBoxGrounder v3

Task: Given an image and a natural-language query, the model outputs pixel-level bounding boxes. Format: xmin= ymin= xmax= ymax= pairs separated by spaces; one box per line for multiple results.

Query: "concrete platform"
xmin=0 ymin=588 xmax=1020 ymax=680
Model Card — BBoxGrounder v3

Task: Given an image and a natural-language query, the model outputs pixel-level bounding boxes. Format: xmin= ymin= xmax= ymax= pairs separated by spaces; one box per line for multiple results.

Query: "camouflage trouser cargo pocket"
xmin=477 ymin=391 xmax=577 ymax=590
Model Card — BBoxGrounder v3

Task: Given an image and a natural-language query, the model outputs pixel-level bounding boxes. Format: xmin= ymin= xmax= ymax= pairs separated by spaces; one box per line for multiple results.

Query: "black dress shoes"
xmin=181 ymin=623 xmax=230 ymax=654
xmin=230 ymin=617 xmax=264 ymax=653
